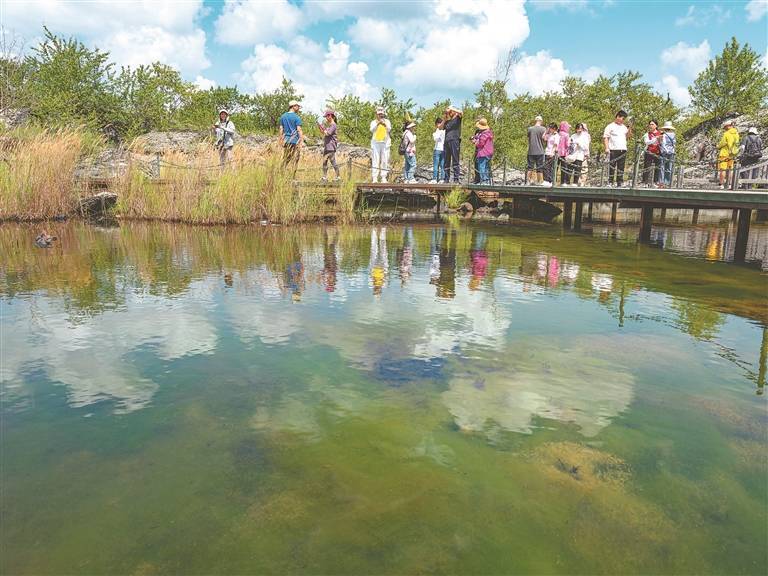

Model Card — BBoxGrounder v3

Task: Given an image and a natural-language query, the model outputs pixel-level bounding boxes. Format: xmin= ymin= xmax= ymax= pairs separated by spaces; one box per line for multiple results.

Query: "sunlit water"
xmin=1 ymin=218 xmax=766 ymax=575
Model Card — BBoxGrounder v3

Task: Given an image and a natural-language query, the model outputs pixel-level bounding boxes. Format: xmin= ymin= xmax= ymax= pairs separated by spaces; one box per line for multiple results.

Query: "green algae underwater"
xmin=1 ymin=219 xmax=766 ymax=575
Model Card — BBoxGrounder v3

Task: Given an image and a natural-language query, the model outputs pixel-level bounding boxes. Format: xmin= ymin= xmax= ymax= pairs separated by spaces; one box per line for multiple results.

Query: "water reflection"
xmin=1 ymin=220 xmax=766 ymax=419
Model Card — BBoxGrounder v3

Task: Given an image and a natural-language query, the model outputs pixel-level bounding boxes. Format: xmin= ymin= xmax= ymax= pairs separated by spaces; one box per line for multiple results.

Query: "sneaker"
xmin=321 ymin=176 xmax=328 ymax=182
xmin=334 ymin=176 xmax=341 ymax=182
xmin=541 ymin=181 xmax=552 ymax=188
xmin=428 ymin=179 xmax=437 ymax=184
xmin=719 ymin=185 xmax=725 ymax=189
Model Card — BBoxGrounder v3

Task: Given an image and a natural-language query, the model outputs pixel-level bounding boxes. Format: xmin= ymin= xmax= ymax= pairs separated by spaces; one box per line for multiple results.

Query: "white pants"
xmin=371 ymin=142 xmax=390 ymax=182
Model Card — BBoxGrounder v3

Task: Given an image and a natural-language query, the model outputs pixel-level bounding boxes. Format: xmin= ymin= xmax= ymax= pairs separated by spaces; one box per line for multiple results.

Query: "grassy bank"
xmin=0 ymin=128 xmax=363 ymax=224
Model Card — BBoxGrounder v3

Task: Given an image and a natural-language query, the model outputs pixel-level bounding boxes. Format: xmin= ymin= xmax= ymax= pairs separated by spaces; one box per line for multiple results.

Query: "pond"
xmin=1 ymin=218 xmax=766 ymax=575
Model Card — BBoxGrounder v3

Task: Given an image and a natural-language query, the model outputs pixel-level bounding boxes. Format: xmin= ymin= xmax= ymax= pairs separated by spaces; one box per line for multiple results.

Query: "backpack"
xmin=398 ymin=133 xmax=409 ymax=156
xmin=743 ymin=135 xmax=762 ymax=159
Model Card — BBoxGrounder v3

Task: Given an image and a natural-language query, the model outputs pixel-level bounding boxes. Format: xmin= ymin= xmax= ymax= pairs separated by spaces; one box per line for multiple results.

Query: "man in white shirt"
xmin=603 ymin=110 xmax=631 ymax=187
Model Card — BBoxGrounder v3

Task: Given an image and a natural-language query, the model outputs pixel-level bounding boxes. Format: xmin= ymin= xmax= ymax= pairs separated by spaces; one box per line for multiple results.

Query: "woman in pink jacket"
xmin=472 ymin=118 xmax=494 ymax=184
xmin=556 ymin=121 xmax=572 ymax=185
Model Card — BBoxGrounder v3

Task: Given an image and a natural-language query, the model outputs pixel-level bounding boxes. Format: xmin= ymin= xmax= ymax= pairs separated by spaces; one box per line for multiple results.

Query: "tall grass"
xmin=115 ymin=144 xmax=363 ymax=224
xmin=0 ymin=127 xmax=102 ymax=221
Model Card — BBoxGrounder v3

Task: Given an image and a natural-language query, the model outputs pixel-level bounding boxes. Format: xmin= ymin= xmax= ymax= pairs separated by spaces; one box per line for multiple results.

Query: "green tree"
xmin=689 ymin=37 xmax=768 ymax=119
xmin=327 ymin=94 xmax=375 ymax=145
xmin=114 ymin=63 xmax=192 ymax=136
xmin=24 ymin=26 xmax=120 ymax=128
xmin=251 ymin=77 xmax=302 ymax=132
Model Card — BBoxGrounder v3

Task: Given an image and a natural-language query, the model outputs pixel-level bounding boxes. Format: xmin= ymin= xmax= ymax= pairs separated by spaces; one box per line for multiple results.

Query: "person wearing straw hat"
xmin=717 ymin=118 xmax=740 ymax=189
xmin=658 ymin=121 xmax=676 ymax=188
xmin=370 ymin=106 xmax=392 ymax=183
xmin=213 ymin=108 xmax=236 ymax=169
xmin=279 ymin=100 xmax=304 ymax=174
xmin=443 ymin=105 xmax=463 ymax=183
xmin=471 ymin=118 xmax=494 ymax=184
xmin=319 ymin=109 xmax=340 ymax=181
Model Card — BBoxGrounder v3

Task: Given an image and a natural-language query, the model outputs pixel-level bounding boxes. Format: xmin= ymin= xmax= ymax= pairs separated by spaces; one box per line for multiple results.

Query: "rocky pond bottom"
xmin=1 ymin=220 xmax=766 ymax=575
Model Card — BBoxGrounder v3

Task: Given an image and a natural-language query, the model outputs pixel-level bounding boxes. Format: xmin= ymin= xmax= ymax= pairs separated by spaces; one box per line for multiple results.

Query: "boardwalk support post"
xmin=563 ymin=200 xmax=573 ymax=229
xmin=587 ymin=202 xmax=593 ymax=221
xmin=347 ymin=157 xmax=353 ymax=181
xmin=734 ymin=208 xmax=751 ymax=263
xmin=692 ymin=208 xmax=699 ymax=224
xmin=631 ymin=143 xmax=641 ymax=188
xmin=574 ymin=201 xmax=583 ymax=231
xmin=639 ymin=206 xmax=653 ymax=242
xmin=610 ymin=201 xmax=618 ymax=224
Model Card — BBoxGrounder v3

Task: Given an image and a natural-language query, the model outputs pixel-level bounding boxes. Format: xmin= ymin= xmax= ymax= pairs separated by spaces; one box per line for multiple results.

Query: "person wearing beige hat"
xmin=717 ymin=119 xmax=740 ymax=189
xmin=279 ymin=100 xmax=304 ymax=174
xmin=471 ymin=118 xmax=494 ymax=184
xmin=443 ymin=105 xmax=463 ymax=183
xmin=370 ymin=106 xmax=392 ymax=183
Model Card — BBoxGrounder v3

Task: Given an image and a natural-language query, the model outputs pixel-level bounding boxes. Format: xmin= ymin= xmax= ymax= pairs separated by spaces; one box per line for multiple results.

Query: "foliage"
xmin=689 ymin=37 xmax=768 ymax=120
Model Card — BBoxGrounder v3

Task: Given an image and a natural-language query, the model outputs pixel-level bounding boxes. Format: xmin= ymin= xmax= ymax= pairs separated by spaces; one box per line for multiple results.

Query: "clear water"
xmin=1 ymin=219 xmax=766 ymax=575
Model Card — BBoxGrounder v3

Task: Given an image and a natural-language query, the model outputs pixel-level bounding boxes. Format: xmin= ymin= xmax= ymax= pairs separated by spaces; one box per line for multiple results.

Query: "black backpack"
xmin=743 ymin=135 xmax=762 ymax=159
xmin=398 ymin=132 xmax=409 ymax=156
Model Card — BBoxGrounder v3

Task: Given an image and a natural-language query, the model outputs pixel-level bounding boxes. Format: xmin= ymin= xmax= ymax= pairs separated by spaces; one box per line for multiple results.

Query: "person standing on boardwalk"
xmin=443 ymin=105 xmax=463 ymax=183
xmin=603 ymin=110 xmax=630 ymax=187
xmin=642 ymin=120 xmax=661 ymax=187
xmin=740 ymin=127 xmax=763 ymax=185
xmin=658 ymin=121 xmax=676 ymax=188
xmin=526 ymin=115 xmax=546 ymax=185
xmin=542 ymin=123 xmax=559 ymax=187
xmin=402 ymin=122 xmax=417 ymax=183
xmin=430 ymin=117 xmax=445 ymax=183
xmin=578 ymin=123 xmax=591 ymax=186
xmin=472 ymin=118 xmax=494 ymax=184
xmin=370 ymin=107 xmax=392 ymax=183
xmin=319 ymin=109 xmax=340 ymax=182
xmin=213 ymin=109 xmax=236 ymax=169
xmin=557 ymin=121 xmax=572 ymax=185
xmin=718 ymin=119 xmax=740 ymax=189
xmin=279 ymin=100 xmax=304 ymax=175
xmin=568 ymin=123 xmax=590 ymax=186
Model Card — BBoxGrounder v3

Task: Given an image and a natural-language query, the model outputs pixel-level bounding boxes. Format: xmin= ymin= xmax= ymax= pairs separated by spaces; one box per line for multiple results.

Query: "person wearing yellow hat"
xmin=279 ymin=100 xmax=304 ymax=174
xmin=717 ymin=119 xmax=739 ymax=189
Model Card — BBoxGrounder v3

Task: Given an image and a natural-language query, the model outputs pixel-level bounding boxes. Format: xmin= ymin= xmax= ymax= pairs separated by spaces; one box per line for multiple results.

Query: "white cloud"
xmin=675 ymin=4 xmax=731 ymax=27
xmin=508 ymin=51 xmax=569 ymax=96
xmin=214 ymin=0 xmax=301 ymax=45
xmin=348 ymin=17 xmax=404 ymax=56
xmin=745 ymin=0 xmax=768 ymax=21
xmin=3 ymin=0 xmax=210 ymax=76
xmin=661 ymin=40 xmax=711 ymax=75
xmin=657 ymin=75 xmax=691 ymax=107
xmin=238 ymin=37 xmax=375 ymax=113
xmin=577 ymin=66 xmax=606 ymax=83
xmin=102 ymin=27 xmax=210 ymax=76
xmin=194 ymin=76 xmax=217 ymax=91
xmin=394 ymin=0 xmax=529 ymax=90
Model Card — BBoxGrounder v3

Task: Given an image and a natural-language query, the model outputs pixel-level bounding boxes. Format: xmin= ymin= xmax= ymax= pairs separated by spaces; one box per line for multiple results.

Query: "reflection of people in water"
xmin=397 ymin=227 xmax=414 ymax=286
xmin=437 ymin=229 xmax=457 ymax=298
xmin=322 ymin=228 xmax=338 ymax=293
xmin=285 ymin=244 xmax=305 ymax=302
xmin=429 ymin=228 xmax=443 ymax=286
xmin=469 ymin=230 xmax=488 ymax=291
xmin=370 ymin=227 xmax=388 ymax=296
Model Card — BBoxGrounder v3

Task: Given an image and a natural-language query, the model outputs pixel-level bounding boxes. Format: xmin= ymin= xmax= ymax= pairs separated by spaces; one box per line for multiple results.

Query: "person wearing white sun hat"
xmin=370 ymin=106 xmax=392 ymax=183
xmin=213 ymin=108 xmax=236 ymax=169
xmin=279 ymin=100 xmax=304 ymax=175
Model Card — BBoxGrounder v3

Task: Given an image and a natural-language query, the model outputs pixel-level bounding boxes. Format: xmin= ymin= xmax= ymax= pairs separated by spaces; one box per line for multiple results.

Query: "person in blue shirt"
xmin=279 ymin=100 xmax=304 ymax=174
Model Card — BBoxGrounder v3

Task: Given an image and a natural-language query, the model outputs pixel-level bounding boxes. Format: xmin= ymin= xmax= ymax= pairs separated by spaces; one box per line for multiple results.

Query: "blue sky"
xmin=3 ymin=0 xmax=767 ymax=112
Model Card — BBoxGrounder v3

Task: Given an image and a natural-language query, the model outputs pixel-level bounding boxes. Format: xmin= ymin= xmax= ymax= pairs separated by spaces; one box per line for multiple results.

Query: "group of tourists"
xmin=214 ymin=102 xmax=764 ymax=189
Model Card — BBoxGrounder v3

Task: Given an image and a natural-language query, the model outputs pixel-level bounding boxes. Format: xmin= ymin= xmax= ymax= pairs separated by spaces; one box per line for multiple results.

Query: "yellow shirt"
xmin=374 ymin=123 xmax=387 ymax=142
xmin=718 ymin=128 xmax=740 ymax=159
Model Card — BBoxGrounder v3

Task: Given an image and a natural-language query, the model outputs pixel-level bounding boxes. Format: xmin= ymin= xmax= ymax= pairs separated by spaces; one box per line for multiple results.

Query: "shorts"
xmin=718 ymin=157 xmax=734 ymax=171
xmin=527 ymin=154 xmax=544 ymax=171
